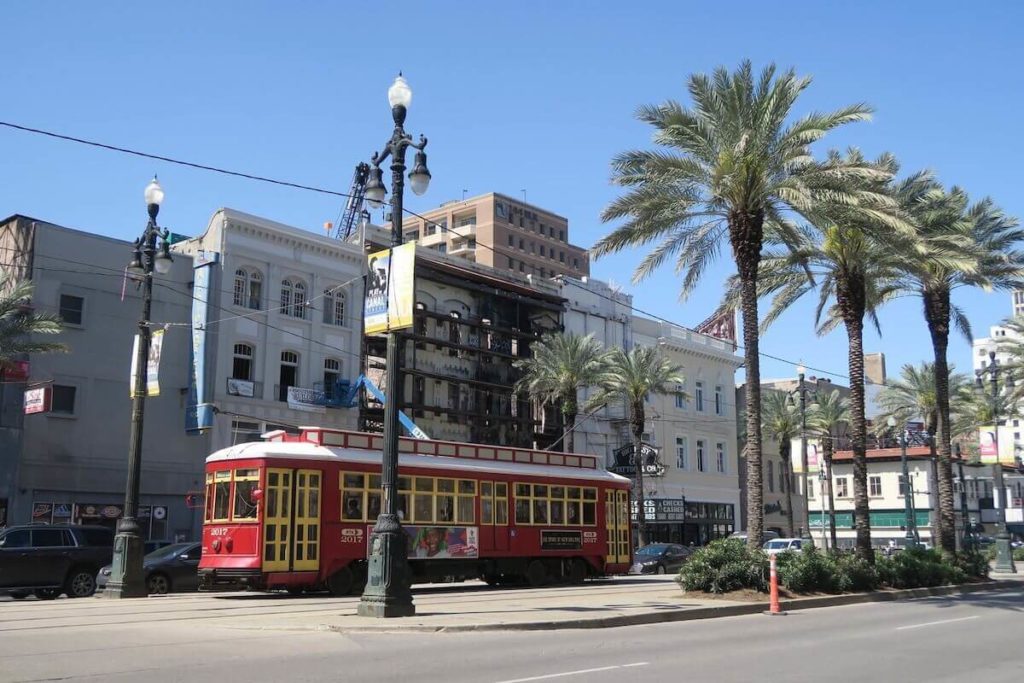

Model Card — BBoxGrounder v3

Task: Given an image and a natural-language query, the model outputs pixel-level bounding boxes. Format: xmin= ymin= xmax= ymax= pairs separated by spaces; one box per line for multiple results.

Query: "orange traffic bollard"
xmin=765 ymin=553 xmax=786 ymax=616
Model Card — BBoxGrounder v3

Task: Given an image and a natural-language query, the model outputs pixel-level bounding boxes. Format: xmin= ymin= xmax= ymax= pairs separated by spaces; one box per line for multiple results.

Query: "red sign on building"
xmin=24 ymin=385 xmax=51 ymax=415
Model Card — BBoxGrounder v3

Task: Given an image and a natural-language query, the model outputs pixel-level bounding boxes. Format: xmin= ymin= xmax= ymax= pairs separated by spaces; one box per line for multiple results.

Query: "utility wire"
xmin=1 ymin=119 xmax=924 ymax=390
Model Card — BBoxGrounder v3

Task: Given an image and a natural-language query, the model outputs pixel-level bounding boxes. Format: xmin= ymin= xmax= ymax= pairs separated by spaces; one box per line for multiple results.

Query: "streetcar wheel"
xmin=8 ymin=591 xmax=29 ymax=600
xmin=327 ymin=566 xmax=354 ymax=596
xmin=482 ymin=574 xmax=501 ymax=586
xmin=147 ymin=573 xmax=171 ymax=595
xmin=286 ymin=586 xmax=304 ymax=596
xmin=34 ymin=588 xmax=61 ymax=600
xmin=656 ymin=564 xmax=666 ymax=575
xmin=526 ymin=560 xmax=547 ymax=587
xmin=568 ymin=559 xmax=587 ymax=585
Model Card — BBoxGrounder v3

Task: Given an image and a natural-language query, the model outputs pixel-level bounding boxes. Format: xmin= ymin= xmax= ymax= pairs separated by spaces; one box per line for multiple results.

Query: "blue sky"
xmin=2 ymin=1 xmax=1022 ymax=385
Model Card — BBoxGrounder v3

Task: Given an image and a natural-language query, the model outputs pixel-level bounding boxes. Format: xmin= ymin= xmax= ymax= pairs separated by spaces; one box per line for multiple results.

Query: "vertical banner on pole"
xmin=364 ymin=242 xmax=416 ymax=334
xmin=186 ymin=251 xmax=218 ymax=432
xmin=146 ymin=329 xmax=165 ymax=397
xmin=129 ymin=334 xmax=140 ymax=395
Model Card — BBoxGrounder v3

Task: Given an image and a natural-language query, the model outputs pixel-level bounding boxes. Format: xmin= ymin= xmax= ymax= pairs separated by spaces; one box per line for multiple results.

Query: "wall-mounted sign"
xmin=540 ymin=530 xmax=583 ymax=551
xmin=24 ymin=386 xmax=51 ymax=414
xmin=287 ymin=386 xmax=327 ymax=413
xmin=226 ymin=379 xmax=255 ymax=397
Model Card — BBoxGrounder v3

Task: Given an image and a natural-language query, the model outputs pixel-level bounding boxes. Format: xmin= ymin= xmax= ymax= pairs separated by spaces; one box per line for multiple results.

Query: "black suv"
xmin=0 ymin=524 xmax=114 ymax=599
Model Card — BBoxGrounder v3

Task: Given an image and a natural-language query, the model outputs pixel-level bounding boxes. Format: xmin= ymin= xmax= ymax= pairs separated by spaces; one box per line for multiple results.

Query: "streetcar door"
xmin=292 ymin=469 xmax=321 ymax=572
xmin=263 ymin=469 xmax=292 ymax=572
xmin=605 ymin=489 xmax=630 ymax=565
xmin=480 ymin=481 xmax=509 ymax=552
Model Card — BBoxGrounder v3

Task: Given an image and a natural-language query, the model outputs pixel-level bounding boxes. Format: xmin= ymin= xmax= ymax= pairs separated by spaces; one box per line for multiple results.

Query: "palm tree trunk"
xmin=631 ymin=402 xmax=648 ymax=547
xmin=923 ymin=290 xmax=957 ymax=553
xmin=824 ymin=437 xmax=838 ymax=550
xmin=738 ymin=264 xmax=764 ymax=549
xmin=845 ymin=314 xmax=874 ymax=562
xmin=781 ymin=444 xmax=795 ymax=538
xmin=563 ymin=407 xmax=576 ymax=454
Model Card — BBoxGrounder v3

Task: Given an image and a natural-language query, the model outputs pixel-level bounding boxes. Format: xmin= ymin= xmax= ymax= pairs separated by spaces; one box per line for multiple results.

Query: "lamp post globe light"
xmin=975 ymin=351 xmax=1018 ymax=574
xmin=357 ymin=74 xmax=431 ymax=619
xmin=105 ymin=176 xmax=173 ymax=599
xmin=887 ymin=416 xmax=918 ymax=549
xmin=794 ymin=364 xmax=813 ymax=546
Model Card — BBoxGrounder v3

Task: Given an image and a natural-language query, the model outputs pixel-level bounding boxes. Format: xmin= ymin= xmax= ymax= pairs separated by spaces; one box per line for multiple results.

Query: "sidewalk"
xmin=222 ymin=575 xmax=1022 ymax=633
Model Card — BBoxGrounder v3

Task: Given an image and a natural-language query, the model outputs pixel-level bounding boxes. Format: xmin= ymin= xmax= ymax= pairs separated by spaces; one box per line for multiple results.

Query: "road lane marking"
xmin=495 ymin=663 xmax=649 ymax=682
xmin=896 ymin=616 xmax=979 ymax=631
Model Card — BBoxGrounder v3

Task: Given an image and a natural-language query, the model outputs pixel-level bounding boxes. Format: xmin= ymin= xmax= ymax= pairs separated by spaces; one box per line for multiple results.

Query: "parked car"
xmin=629 ymin=543 xmax=693 ymax=575
xmin=729 ymin=530 xmax=780 ymax=543
xmin=97 ymin=542 xmax=202 ymax=594
xmin=763 ymin=538 xmax=803 ymax=555
xmin=0 ymin=524 xmax=114 ymax=599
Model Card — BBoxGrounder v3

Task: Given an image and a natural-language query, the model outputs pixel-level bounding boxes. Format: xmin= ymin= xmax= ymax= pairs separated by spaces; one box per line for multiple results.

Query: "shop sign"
xmin=764 ymin=501 xmax=784 ymax=515
xmin=540 ymin=530 xmax=583 ymax=551
xmin=610 ymin=443 xmax=665 ymax=478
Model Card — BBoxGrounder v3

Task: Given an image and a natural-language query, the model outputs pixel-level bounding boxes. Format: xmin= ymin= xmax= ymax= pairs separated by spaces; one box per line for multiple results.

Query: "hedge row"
xmin=676 ymin=539 xmax=989 ymax=595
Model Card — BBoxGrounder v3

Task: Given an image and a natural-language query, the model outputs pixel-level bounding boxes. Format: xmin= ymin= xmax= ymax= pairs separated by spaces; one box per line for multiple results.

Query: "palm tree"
xmin=593 ymin=61 xmax=889 ymax=549
xmin=719 ymin=151 xmax=912 ymax=561
xmin=807 ymin=390 xmax=849 ymax=550
xmin=514 ymin=333 xmax=608 ymax=453
xmin=890 ymin=183 xmax=1024 ymax=552
xmin=0 ymin=276 xmax=66 ymax=369
xmin=587 ymin=346 xmax=683 ymax=546
xmin=873 ymin=362 xmax=973 ymax=440
xmin=760 ymin=390 xmax=800 ymax=537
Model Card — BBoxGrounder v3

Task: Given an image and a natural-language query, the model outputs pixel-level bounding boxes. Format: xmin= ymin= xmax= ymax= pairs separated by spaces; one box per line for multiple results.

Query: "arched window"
xmin=235 ymin=269 xmax=263 ymax=309
xmin=323 ymin=287 xmax=346 ymax=326
xmin=279 ymin=350 xmax=299 ymax=402
xmin=281 ymin=279 xmax=307 ymax=319
xmin=232 ymin=343 xmax=253 ymax=381
xmin=323 ymin=358 xmax=341 ymax=399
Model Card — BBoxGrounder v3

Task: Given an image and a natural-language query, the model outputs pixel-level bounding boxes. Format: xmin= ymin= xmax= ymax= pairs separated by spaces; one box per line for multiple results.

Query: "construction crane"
xmin=335 ymin=162 xmax=370 ymax=241
xmin=342 ymin=374 xmax=430 ymax=440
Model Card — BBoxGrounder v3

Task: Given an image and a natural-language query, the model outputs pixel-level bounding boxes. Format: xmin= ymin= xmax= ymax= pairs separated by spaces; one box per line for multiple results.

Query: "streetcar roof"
xmin=206 ymin=441 xmax=632 ymax=485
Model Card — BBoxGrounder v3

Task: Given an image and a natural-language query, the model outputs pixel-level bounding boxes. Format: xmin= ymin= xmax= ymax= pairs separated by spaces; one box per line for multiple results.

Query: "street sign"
xmin=610 ymin=442 xmax=665 ymax=478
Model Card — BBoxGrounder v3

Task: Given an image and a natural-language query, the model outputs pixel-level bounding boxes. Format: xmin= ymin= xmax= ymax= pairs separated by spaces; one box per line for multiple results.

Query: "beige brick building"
xmin=399 ymin=192 xmax=590 ymax=280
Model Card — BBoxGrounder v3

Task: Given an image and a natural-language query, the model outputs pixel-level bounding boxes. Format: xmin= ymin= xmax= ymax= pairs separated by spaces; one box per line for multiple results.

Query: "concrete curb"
xmin=316 ymin=579 xmax=1014 ymax=634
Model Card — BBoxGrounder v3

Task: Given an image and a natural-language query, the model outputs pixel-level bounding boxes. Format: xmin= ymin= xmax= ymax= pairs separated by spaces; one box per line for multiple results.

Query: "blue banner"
xmin=186 ymin=251 xmax=217 ymax=432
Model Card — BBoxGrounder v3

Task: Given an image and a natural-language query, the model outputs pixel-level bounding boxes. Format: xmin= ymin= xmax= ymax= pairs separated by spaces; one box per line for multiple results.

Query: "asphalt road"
xmin=1 ymin=586 xmax=1021 ymax=682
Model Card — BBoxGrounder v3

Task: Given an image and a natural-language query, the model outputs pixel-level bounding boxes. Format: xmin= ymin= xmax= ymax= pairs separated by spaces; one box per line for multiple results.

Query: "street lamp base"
xmin=992 ymin=536 xmax=1018 ymax=575
xmin=103 ymin=529 xmax=147 ymax=599
xmin=357 ymin=516 xmax=415 ymax=618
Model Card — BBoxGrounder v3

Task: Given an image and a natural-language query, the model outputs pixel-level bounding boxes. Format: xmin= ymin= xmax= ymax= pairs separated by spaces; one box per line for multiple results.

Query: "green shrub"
xmin=954 ymin=550 xmax=990 ymax=579
xmin=882 ymin=548 xmax=953 ymax=588
xmin=677 ymin=539 xmax=769 ymax=593
xmin=832 ymin=553 xmax=879 ymax=592
xmin=776 ymin=548 xmax=838 ymax=593
xmin=983 ymin=544 xmax=1024 ymax=562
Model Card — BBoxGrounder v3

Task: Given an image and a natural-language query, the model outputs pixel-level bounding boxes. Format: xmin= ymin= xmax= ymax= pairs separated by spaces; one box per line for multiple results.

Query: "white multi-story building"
xmin=173 ymin=209 xmax=365 ymax=452
xmin=557 ymin=275 xmax=632 ymax=462
xmin=627 ymin=316 xmax=743 ymax=545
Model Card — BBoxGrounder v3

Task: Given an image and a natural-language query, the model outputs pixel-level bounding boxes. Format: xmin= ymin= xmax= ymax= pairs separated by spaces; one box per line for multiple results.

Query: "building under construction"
xmin=360 ymin=224 xmax=565 ymax=448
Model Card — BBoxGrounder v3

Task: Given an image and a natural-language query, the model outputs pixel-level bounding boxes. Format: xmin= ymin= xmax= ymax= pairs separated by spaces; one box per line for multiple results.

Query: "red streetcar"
xmin=198 ymin=427 xmax=633 ymax=595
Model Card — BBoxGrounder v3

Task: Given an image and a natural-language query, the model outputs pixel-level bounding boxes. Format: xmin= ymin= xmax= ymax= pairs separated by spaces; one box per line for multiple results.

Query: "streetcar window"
xmin=550 ymin=499 xmax=564 ymax=524
xmin=457 ymin=495 xmax=474 ymax=524
xmin=436 ymin=478 xmax=455 ymax=493
xmin=342 ymin=491 xmax=362 ymax=521
xmin=583 ymin=501 xmax=597 ymax=526
xmin=458 ymin=480 xmax=475 ymax=495
xmin=533 ymin=500 xmax=548 ymax=524
xmin=233 ymin=469 xmax=259 ymax=520
xmin=437 ymin=497 xmax=454 ymax=523
xmin=343 ymin=473 xmax=364 ymax=489
xmin=204 ymin=474 xmax=215 ymax=522
xmin=481 ymin=498 xmax=494 ymax=525
xmin=515 ymin=484 xmax=530 ymax=498
xmin=515 ymin=499 xmax=531 ymax=524
xmin=414 ymin=493 xmax=433 ymax=522
xmin=415 ymin=477 xmax=433 ymax=492
xmin=213 ymin=472 xmax=231 ymax=521
xmin=368 ymin=492 xmax=381 ymax=520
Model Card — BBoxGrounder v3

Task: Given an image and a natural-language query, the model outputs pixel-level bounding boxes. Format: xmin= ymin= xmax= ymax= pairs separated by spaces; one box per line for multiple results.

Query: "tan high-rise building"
xmin=398 ymin=192 xmax=590 ymax=280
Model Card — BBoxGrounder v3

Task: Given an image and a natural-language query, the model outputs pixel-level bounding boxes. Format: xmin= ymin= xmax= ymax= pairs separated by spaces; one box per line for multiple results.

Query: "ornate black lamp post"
xmin=887 ymin=416 xmax=918 ymax=549
xmin=975 ymin=350 xmax=1017 ymax=574
xmin=105 ymin=177 xmax=173 ymax=599
xmin=794 ymin=365 xmax=813 ymax=546
xmin=357 ymin=74 xmax=431 ymax=618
